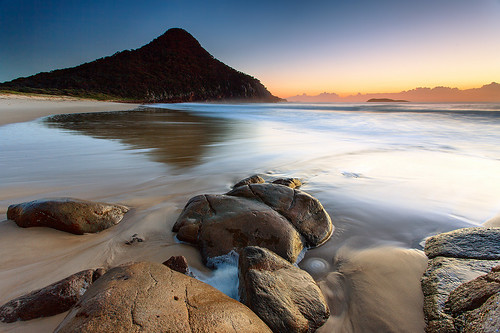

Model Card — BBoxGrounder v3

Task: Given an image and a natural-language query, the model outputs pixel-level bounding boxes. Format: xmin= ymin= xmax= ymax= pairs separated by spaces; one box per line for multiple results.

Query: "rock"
xmin=233 ymin=175 xmax=265 ymax=188
xmin=227 ymin=183 xmax=333 ymax=247
xmin=173 ymin=194 xmax=304 ymax=265
xmin=271 ymin=177 xmax=302 ymax=189
xmin=454 ymin=293 xmax=500 ymax=333
xmin=424 ymin=227 xmax=500 ymax=260
xmin=163 ymin=255 xmax=189 ymax=274
xmin=446 ymin=266 xmax=500 ymax=316
xmin=7 ymin=198 xmax=129 ymax=235
xmin=421 ymin=227 xmax=500 ymax=332
xmin=421 ymin=256 xmax=500 ymax=329
xmin=238 ymin=246 xmax=330 ymax=333
xmin=444 ymin=266 xmax=500 ymax=332
xmin=125 ymin=233 xmax=144 ymax=245
xmin=0 ymin=268 xmax=105 ymax=323
xmin=54 ymin=262 xmax=271 ymax=333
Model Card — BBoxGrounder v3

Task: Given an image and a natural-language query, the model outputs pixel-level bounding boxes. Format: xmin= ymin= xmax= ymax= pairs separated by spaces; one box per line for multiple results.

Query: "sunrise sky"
xmin=1 ymin=0 xmax=499 ymax=98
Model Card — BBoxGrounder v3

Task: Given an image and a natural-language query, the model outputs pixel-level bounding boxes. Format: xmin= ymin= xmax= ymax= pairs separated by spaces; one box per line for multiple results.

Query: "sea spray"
xmin=191 ymin=251 xmax=240 ymax=300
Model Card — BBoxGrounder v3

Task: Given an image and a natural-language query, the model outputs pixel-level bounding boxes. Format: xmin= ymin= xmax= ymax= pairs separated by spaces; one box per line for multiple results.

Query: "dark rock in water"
xmin=54 ymin=262 xmax=271 ymax=333
xmin=424 ymin=227 xmax=500 ymax=260
xmin=0 ymin=268 xmax=105 ymax=323
xmin=163 ymin=255 xmax=189 ymax=274
xmin=421 ymin=227 xmax=500 ymax=332
xmin=173 ymin=194 xmax=304 ymax=265
xmin=125 ymin=233 xmax=144 ymax=245
xmin=238 ymin=246 xmax=330 ymax=333
xmin=233 ymin=175 xmax=265 ymax=189
xmin=227 ymin=183 xmax=332 ymax=248
xmin=7 ymin=198 xmax=129 ymax=235
xmin=271 ymin=177 xmax=302 ymax=189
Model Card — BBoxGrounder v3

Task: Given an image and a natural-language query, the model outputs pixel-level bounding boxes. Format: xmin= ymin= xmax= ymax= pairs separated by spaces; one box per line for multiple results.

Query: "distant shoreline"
xmin=0 ymin=92 xmax=140 ymax=127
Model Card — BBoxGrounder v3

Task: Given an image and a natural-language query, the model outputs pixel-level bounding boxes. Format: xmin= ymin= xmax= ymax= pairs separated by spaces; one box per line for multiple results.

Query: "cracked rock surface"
xmin=54 ymin=261 xmax=271 ymax=333
xmin=173 ymin=180 xmax=332 ymax=266
xmin=7 ymin=198 xmax=129 ymax=234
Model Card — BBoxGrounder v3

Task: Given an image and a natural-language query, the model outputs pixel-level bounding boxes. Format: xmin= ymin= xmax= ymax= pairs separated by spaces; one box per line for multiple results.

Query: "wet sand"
xmin=0 ymin=93 xmax=139 ymax=126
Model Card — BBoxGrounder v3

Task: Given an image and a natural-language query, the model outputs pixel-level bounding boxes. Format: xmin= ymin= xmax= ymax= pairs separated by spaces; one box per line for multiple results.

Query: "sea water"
xmin=1 ymin=102 xmax=499 ymax=332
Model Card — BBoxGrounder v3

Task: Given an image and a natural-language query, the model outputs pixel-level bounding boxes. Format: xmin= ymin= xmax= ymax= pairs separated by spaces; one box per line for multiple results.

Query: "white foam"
xmin=191 ymin=251 xmax=240 ymax=300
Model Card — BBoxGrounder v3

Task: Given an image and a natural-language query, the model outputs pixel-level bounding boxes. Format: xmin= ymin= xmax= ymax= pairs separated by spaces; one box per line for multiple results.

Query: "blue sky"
xmin=1 ymin=0 xmax=499 ymax=97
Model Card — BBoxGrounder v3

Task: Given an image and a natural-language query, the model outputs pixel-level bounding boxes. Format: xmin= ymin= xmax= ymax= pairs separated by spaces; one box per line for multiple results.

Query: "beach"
xmin=1 ymin=99 xmax=500 ymax=332
xmin=0 ymin=93 xmax=139 ymax=126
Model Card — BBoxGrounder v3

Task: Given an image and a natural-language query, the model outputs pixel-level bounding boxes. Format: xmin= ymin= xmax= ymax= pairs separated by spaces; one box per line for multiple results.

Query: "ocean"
xmin=1 ymin=102 xmax=499 ymax=332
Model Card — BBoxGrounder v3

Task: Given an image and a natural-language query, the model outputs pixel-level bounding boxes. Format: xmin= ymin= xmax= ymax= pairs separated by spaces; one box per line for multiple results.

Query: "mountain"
xmin=288 ymin=82 xmax=500 ymax=103
xmin=0 ymin=28 xmax=280 ymax=103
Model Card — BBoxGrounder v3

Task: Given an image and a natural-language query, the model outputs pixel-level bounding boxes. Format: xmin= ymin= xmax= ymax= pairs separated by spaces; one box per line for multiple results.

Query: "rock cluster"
xmin=0 ymin=268 xmax=105 ymax=323
xmin=173 ymin=176 xmax=332 ymax=332
xmin=7 ymin=198 xmax=129 ymax=234
xmin=421 ymin=227 xmax=500 ymax=332
xmin=3 ymin=175 xmax=332 ymax=332
xmin=173 ymin=176 xmax=333 ymax=266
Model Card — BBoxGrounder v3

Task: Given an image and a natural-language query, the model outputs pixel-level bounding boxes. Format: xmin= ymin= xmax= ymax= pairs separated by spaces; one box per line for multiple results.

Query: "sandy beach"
xmin=0 ymin=93 xmax=139 ymax=126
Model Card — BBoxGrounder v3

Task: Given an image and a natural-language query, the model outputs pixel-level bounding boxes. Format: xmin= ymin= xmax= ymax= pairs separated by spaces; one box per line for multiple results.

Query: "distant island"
xmin=0 ymin=28 xmax=280 ymax=103
xmin=367 ymin=98 xmax=409 ymax=103
xmin=288 ymin=82 xmax=500 ymax=103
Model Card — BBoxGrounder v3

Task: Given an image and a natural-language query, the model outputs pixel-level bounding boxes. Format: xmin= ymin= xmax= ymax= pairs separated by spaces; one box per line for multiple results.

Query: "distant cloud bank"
xmin=287 ymin=82 xmax=500 ymax=103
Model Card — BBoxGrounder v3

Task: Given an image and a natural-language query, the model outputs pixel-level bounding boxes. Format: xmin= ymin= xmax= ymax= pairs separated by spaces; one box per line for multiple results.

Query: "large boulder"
xmin=173 ymin=194 xmax=304 ymax=265
xmin=227 ymin=183 xmax=332 ymax=247
xmin=421 ymin=227 xmax=500 ymax=332
xmin=172 ymin=182 xmax=332 ymax=265
xmin=54 ymin=262 xmax=271 ymax=333
xmin=0 ymin=268 xmax=105 ymax=323
xmin=7 ymin=198 xmax=129 ymax=234
xmin=238 ymin=246 xmax=329 ymax=333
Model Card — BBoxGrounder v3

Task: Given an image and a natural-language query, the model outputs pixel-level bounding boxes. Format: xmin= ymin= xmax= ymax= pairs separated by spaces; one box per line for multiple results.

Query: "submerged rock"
xmin=7 ymin=198 xmax=129 ymax=235
xmin=238 ymin=246 xmax=330 ymax=333
xmin=421 ymin=227 xmax=500 ymax=332
xmin=54 ymin=262 xmax=271 ymax=333
xmin=0 ymin=268 xmax=105 ymax=323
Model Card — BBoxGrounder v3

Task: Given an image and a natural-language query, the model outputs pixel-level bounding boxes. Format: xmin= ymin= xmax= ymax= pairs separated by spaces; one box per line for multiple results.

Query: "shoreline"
xmin=0 ymin=93 xmax=140 ymax=127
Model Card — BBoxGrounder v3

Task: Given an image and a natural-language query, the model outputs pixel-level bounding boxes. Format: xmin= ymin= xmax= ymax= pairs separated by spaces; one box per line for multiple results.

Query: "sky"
xmin=1 ymin=0 xmax=499 ymax=98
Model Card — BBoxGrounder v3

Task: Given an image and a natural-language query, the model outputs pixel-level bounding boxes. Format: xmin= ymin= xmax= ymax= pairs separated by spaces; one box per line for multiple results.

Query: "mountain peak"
xmin=145 ymin=28 xmax=204 ymax=52
xmin=0 ymin=29 xmax=280 ymax=103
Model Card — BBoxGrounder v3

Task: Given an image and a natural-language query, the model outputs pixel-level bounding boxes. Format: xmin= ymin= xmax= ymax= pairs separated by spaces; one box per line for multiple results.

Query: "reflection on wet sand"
xmin=45 ymin=108 xmax=233 ymax=169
